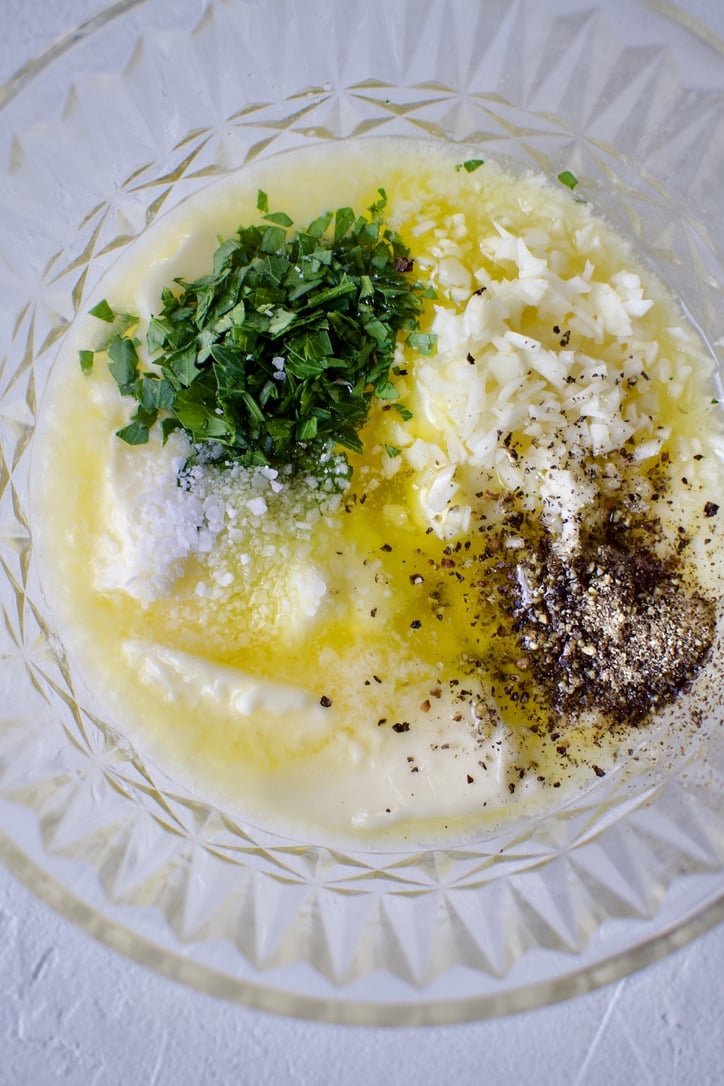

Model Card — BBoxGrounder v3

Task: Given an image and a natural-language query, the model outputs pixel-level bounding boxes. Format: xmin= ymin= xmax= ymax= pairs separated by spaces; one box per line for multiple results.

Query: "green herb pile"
xmin=82 ymin=189 xmax=434 ymax=476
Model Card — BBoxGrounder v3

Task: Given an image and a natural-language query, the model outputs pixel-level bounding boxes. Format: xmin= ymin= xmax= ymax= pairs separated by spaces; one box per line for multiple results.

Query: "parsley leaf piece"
xmin=558 ymin=170 xmax=579 ymax=190
xmin=86 ymin=297 xmax=139 ymax=353
xmin=173 ymin=390 xmax=233 ymax=441
xmin=264 ymin=210 xmax=294 ymax=227
xmin=461 ymin=158 xmax=484 ymax=173
xmin=146 ymin=316 xmax=170 ymax=354
xmin=136 ymin=375 xmax=175 ymax=412
xmin=261 ymin=224 xmax=288 ymax=253
xmin=79 ymin=349 xmax=95 ymax=375
xmin=107 ymin=335 xmax=139 ymax=392
xmin=368 ymin=188 xmax=388 ymax=216
xmin=334 ymin=207 xmax=356 ymax=244
xmin=297 ymin=416 xmax=319 ymax=441
xmin=307 ymin=211 xmax=334 ymax=239
xmin=89 ymin=299 xmax=116 ymax=323
xmin=116 ymin=417 xmax=151 ymax=445
xmin=168 ymin=345 xmax=201 ymax=388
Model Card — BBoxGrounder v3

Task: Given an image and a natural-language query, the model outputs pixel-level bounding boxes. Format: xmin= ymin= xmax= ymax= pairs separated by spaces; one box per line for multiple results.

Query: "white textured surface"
xmin=1 ymin=869 xmax=722 ymax=1084
xmin=1 ymin=2 xmax=722 ymax=1083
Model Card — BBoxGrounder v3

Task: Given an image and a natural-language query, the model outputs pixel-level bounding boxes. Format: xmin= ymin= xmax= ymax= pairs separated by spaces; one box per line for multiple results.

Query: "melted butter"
xmin=32 ymin=138 xmax=722 ymax=846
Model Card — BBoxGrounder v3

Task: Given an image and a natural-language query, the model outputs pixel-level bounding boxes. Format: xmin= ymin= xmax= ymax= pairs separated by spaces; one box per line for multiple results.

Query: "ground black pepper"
xmin=505 ymin=527 xmax=716 ymax=726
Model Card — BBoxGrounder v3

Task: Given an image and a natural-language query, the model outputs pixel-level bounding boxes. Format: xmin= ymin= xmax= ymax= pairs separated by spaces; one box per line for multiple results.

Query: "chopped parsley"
xmin=456 ymin=158 xmax=485 ymax=173
xmin=557 ymin=170 xmax=579 ymax=190
xmin=83 ymin=190 xmax=427 ymax=477
xmin=88 ymin=299 xmax=116 ymax=323
xmin=78 ymin=349 xmax=94 ymax=375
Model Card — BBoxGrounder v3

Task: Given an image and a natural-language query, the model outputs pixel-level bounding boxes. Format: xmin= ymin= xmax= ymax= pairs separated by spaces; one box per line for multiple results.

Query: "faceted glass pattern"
xmin=0 ymin=0 xmax=722 ymax=1023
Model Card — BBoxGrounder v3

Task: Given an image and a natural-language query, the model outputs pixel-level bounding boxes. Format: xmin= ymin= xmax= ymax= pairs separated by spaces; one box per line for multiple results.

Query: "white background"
xmin=0 ymin=2 xmax=722 ymax=1083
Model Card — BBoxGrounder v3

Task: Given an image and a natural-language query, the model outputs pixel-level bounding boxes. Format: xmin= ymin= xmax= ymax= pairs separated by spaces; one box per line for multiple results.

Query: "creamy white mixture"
xmin=33 ymin=139 xmax=723 ymax=845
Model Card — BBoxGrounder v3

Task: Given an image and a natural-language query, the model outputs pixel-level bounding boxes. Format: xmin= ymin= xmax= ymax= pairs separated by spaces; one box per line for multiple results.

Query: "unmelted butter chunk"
xmin=94 ymin=430 xmax=211 ymax=602
xmin=122 ymin=640 xmax=335 ymax=761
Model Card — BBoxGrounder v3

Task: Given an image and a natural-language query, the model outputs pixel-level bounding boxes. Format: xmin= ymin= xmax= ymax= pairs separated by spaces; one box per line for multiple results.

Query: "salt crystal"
xmin=246 ymin=496 xmax=268 ymax=517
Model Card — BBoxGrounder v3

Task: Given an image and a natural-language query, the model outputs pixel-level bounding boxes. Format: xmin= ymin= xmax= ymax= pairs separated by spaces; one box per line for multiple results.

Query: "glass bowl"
xmin=0 ymin=0 xmax=722 ymax=1025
